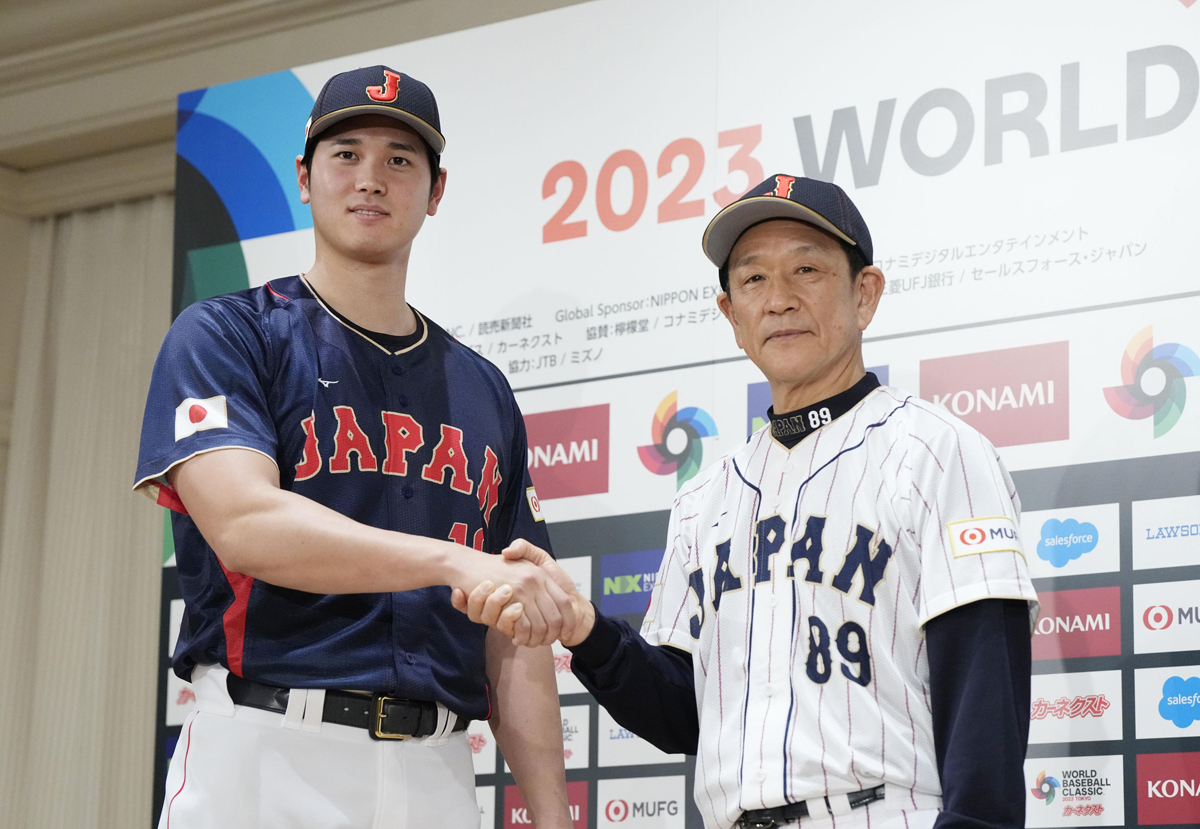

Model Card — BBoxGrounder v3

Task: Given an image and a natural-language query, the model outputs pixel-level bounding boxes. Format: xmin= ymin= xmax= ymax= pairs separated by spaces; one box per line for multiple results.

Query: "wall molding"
xmin=0 ymin=0 xmax=406 ymax=95
xmin=0 ymin=141 xmax=175 ymax=217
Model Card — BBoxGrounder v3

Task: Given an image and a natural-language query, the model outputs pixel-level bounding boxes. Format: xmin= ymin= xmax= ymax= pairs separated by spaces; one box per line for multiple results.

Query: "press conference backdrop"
xmin=158 ymin=0 xmax=1200 ymax=825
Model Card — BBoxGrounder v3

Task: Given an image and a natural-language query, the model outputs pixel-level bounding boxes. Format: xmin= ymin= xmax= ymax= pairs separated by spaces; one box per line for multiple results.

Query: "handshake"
xmin=449 ymin=539 xmax=596 ymax=648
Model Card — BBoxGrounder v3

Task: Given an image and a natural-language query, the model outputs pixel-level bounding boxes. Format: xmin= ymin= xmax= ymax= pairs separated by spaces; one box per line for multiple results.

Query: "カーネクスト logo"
xmin=638 ymin=391 xmax=717 ymax=488
xmin=1104 ymin=326 xmax=1200 ymax=438
xmin=1031 ymin=770 xmax=1060 ymax=805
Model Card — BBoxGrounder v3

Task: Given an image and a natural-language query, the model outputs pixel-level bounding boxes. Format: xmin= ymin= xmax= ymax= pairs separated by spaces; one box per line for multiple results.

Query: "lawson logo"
xmin=1037 ymin=518 xmax=1099 ymax=568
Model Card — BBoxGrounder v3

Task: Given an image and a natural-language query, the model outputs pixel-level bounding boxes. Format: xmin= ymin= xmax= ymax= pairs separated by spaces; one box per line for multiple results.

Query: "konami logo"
xmin=919 ymin=341 xmax=1069 ymax=447
xmin=505 ymin=781 xmax=589 ymax=829
xmin=524 ymin=404 xmax=609 ymax=499
xmin=1032 ymin=587 xmax=1122 ymax=660
xmin=1137 ymin=752 xmax=1200 ymax=825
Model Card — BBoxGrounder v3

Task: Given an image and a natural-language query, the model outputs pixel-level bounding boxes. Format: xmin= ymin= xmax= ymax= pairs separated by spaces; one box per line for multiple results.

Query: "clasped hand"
xmin=450 ymin=540 xmax=592 ymax=647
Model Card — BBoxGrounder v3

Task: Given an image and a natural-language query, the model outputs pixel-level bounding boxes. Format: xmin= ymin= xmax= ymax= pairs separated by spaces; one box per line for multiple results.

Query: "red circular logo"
xmin=188 ymin=404 xmax=208 ymax=424
xmin=605 ymin=800 xmax=629 ymax=822
xmin=959 ymin=527 xmax=986 ymax=545
xmin=1143 ymin=604 xmax=1173 ymax=630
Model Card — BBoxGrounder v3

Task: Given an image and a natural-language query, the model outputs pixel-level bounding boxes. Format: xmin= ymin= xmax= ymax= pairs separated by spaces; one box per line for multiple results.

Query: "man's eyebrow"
xmin=327 ymin=138 xmax=419 ymax=153
xmin=731 ymin=243 xmax=829 ymax=268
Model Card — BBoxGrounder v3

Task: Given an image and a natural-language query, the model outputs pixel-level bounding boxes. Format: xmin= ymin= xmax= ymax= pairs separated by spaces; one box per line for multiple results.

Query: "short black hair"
xmin=718 ymin=235 xmax=868 ymax=293
xmin=302 ymin=135 xmax=441 ymax=195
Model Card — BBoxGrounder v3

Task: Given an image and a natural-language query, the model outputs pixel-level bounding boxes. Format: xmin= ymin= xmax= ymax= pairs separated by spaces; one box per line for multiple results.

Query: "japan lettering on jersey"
xmin=133 ymin=276 xmax=549 ymax=719
xmin=641 ymin=386 xmax=1038 ymax=829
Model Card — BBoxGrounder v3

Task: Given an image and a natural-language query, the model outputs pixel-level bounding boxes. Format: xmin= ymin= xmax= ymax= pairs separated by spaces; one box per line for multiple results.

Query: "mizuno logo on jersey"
xmin=947 ymin=516 xmax=1023 ymax=557
xmin=174 ymin=396 xmax=228 ymax=441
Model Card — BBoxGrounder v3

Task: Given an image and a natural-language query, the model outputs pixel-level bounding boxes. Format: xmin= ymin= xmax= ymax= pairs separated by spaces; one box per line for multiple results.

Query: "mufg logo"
xmin=1037 ymin=518 xmax=1099 ymax=569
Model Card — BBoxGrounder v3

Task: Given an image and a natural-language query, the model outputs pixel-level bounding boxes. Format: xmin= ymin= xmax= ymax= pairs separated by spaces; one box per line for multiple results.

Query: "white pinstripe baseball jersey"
xmin=641 ymin=384 xmax=1039 ymax=829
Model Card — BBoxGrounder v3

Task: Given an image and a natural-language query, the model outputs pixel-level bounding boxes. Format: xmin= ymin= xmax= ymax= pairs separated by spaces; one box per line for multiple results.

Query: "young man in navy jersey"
xmin=136 ymin=66 xmax=575 ymax=828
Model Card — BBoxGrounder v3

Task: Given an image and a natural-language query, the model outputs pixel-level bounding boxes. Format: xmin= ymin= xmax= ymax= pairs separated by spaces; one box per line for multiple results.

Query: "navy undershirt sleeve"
xmin=567 ymin=605 xmax=699 ymax=755
xmin=926 ymin=598 xmax=1032 ymax=829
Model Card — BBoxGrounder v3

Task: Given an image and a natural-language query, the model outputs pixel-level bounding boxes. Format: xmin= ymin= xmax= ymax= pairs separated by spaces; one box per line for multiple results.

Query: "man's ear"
xmin=855 ymin=265 xmax=885 ymax=332
xmin=296 ymin=155 xmax=311 ymax=205
xmin=717 ymin=289 xmax=745 ymax=350
xmin=427 ymin=168 xmax=447 ymax=216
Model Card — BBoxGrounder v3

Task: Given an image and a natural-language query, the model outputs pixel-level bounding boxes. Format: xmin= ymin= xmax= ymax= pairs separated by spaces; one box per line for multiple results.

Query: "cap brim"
xmin=701 ymin=197 xmax=856 ymax=267
xmin=306 ymin=105 xmax=445 ymax=154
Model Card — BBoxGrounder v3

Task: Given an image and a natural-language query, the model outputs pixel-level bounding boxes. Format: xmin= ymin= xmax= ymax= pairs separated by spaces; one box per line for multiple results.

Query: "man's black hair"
xmin=302 ymin=135 xmax=441 ymax=195
xmin=718 ymin=235 xmax=868 ymax=293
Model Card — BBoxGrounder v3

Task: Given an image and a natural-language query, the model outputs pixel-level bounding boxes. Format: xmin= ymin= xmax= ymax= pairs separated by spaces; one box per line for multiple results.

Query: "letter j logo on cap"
xmin=175 ymin=395 xmax=228 ymax=441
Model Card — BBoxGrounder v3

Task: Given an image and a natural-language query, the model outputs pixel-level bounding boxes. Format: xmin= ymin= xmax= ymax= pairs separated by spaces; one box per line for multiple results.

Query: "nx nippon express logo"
xmin=524 ymin=404 xmax=609 ymax=499
xmin=638 ymin=391 xmax=716 ymax=488
xmin=1037 ymin=518 xmax=1099 ymax=569
xmin=1104 ymin=326 xmax=1200 ymax=438
xmin=1159 ymin=676 xmax=1200 ymax=729
xmin=746 ymin=366 xmax=888 ymax=437
xmin=919 ymin=342 xmax=1068 ymax=447
xmin=1031 ymin=770 xmax=1060 ymax=805
xmin=600 ymin=549 xmax=665 ymax=616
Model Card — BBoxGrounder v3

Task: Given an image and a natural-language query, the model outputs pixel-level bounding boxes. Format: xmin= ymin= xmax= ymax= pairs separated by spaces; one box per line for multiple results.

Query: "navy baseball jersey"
xmin=134 ymin=275 xmax=549 ymax=719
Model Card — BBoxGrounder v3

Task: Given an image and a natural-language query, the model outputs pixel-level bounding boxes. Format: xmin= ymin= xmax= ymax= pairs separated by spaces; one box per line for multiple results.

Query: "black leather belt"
xmin=738 ymin=786 xmax=885 ymax=828
xmin=226 ymin=675 xmax=468 ymax=740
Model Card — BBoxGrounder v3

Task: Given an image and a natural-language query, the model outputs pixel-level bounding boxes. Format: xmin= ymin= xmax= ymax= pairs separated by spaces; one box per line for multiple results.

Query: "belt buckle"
xmin=739 ymin=817 xmax=777 ymax=829
xmin=371 ymin=694 xmax=409 ymax=740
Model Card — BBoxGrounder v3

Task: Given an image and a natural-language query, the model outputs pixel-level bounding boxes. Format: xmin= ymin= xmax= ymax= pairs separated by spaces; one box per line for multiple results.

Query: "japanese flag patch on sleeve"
xmin=175 ymin=396 xmax=229 ymax=441
xmin=947 ymin=516 xmax=1023 ymax=558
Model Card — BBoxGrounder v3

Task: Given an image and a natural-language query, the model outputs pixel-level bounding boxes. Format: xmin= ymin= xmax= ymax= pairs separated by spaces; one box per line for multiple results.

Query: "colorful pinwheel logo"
xmin=1030 ymin=770 xmax=1060 ymax=805
xmin=637 ymin=391 xmax=717 ymax=489
xmin=1103 ymin=326 xmax=1200 ymax=438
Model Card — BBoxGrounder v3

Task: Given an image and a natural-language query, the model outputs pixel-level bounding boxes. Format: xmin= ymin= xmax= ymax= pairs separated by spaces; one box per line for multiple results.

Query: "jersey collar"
xmin=766 ymin=372 xmax=882 ymax=449
xmin=300 ymin=274 xmax=429 ymax=356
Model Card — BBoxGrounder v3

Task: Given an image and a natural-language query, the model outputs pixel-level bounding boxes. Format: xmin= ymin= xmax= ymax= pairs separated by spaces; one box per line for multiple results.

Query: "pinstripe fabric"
xmin=641 ymin=386 xmax=1038 ymax=829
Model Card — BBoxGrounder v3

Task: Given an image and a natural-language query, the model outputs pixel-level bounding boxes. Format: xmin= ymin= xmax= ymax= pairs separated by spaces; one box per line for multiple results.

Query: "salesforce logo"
xmin=1037 ymin=518 xmax=1099 ymax=568
xmin=1159 ymin=675 xmax=1200 ymax=728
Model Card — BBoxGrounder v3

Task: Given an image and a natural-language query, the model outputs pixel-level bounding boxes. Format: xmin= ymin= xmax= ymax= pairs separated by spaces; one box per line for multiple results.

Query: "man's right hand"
xmin=447 ymin=547 xmax=578 ymax=647
xmin=451 ymin=540 xmax=596 ymax=647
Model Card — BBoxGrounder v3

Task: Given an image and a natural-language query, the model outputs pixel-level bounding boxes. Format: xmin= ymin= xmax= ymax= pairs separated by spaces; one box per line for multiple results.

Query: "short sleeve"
xmin=133 ymin=299 xmax=279 ymax=507
xmin=493 ymin=397 xmax=553 ymax=555
xmin=641 ymin=503 xmax=697 ymax=652
xmin=907 ymin=419 xmax=1039 ymax=628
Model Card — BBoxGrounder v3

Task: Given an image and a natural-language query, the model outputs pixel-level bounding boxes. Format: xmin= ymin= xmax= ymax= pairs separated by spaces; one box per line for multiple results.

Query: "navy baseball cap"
xmin=304 ymin=65 xmax=444 ymax=156
xmin=701 ymin=174 xmax=872 ymax=268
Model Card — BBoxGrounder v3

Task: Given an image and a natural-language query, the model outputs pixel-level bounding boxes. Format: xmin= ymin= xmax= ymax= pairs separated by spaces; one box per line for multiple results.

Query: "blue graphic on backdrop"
xmin=1158 ymin=675 xmax=1200 ymax=728
xmin=177 ymin=71 xmax=315 ymax=241
xmin=1037 ymin=519 xmax=1099 ymax=568
xmin=746 ymin=365 xmax=889 ymax=438
xmin=600 ymin=549 xmax=665 ymax=615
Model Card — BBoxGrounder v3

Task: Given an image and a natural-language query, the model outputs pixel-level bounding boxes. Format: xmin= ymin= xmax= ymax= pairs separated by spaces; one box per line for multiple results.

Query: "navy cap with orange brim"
xmin=701 ymin=174 xmax=872 ymax=268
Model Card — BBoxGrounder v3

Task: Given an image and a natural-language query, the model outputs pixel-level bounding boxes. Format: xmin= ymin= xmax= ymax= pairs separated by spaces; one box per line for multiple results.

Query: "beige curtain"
xmin=0 ymin=195 xmax=173 ymax=829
